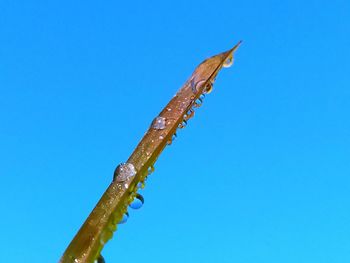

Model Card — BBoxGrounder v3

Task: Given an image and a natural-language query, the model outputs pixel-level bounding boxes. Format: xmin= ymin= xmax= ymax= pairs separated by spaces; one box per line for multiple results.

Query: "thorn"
xmin=231 ymin=40 xmax=243 ymax=53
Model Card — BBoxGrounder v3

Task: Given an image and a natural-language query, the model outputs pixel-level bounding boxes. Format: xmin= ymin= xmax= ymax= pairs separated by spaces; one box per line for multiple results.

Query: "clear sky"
xmin=1 ymin=0 xmax=349 ymax=262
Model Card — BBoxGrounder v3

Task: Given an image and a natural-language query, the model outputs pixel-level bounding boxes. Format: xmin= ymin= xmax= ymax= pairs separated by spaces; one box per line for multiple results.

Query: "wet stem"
xmin=59 ymin=41 xmax=241 ymax=263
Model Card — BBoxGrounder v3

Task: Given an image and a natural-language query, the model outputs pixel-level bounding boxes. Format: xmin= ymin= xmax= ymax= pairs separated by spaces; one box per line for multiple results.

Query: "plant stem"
xmin=59 ymin=41 xmax=241 ymax=263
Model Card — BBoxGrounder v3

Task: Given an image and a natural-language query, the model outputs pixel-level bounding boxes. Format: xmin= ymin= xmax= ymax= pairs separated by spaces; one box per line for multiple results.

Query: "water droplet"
xmin=148 ymin=165 xmax=155 ymax=174
xmin=191 ymin=78 xmax=206 ymax=93
xmin=113 ymin=163 xmax=137 ymax=182
xmin=129 ymin=193 xmax=144 ymax=209
xmin=223 ymin=54 xmax=233 ymax=68
xmin=173 ymin=133 xmax=177 ymax=140
xmin=167 ymin=133 xmax=177 ymax=145
xmin=178 ymin=120 xmax=187 ymax=129
xmin=118 ymin=212 xmax=129 ymax=224
xmin=184 ymin=109 xmax=195 ymax=121
xmin=94 ymin=255 xmax=105 ymax=263
xmin=193 ymin=97 xmax=203 ymax=108
xmin=152 ymin=116 xmax=166 ymax=130
xmin=137 ymin=180 xmax=146 ymax=189
xmin=203 ymin=82 xmax=213 ymax=94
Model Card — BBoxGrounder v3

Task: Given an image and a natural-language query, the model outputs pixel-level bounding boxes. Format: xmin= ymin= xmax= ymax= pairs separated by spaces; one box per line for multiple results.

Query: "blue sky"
xmin=1 ymin=0 xmax=349 ymax=262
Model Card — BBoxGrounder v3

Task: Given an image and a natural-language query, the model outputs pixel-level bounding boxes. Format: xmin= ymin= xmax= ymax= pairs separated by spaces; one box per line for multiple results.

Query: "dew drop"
xmin=193 ymin=97 xmax=203 ymax=108
xmin=223 ymin=55 xmax=233 ymax=68
xmin=129 ymin=193 xmax=144 ymax=209
xmin=148 ymin=165 xmax=155 ymax=174
xmin=173 ymin=133 xmax=177 ymax=140
xmin=178 ymin=120 xmax=187 ymax=129
xmin=167 ymin=133 xmax=177 ymax=145
xmin=118 ymin=212 xmax=129 ymax=224
xmin=184 ymin=109 xmax=195 ymax=121
xmin=203 ymin=82 xmax=213 ymax=94
xmin=113 ymin=163 xmax=136 ymax=182
xmin=191 ymin=78 xmax=206 ymax=93
xmin=152 ymin=116 xmax=166 ymax=130
xmin=94 ymin=255 xmax=105 ymax=263
xmin=137 ymin=180 xmax=146 ymax=189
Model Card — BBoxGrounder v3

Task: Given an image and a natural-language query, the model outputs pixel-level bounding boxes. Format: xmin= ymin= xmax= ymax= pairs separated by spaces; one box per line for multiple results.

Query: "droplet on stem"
xmin=118 ymin=212 xmax=129 ymax=224
xmin=203 ymin=82 xmax=213 ymax=94
xmin=129 ymin=193 xmax=144 ymax=209
xmin=94 ymin=255 xmax=105 ymax=263
xmin=193 ymin=97 xmax=203 ymax=108
xmin=178 ymin=120 xmax=187 ymax=129
xmin=184 ymin=109 xmax=195 ymax=121
xmin=223 ymin=54 xmax=233 ymax=68
xmin=148 ymin=165 xmax=155 ymax=174
xmin=137 ymin=180 xmax=146 ymax=189
xmin=113 ymin=163 xmax=137 ymax=182
xmin=167 ymin=133 xmax=177 ymax=145
xmin=171 ymin=132 xmax=178 ymax=142
xmin=191 ymin=78 xmax=206 ymax=93
xmin=152 ymin=116 xmax=166 ymax=130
